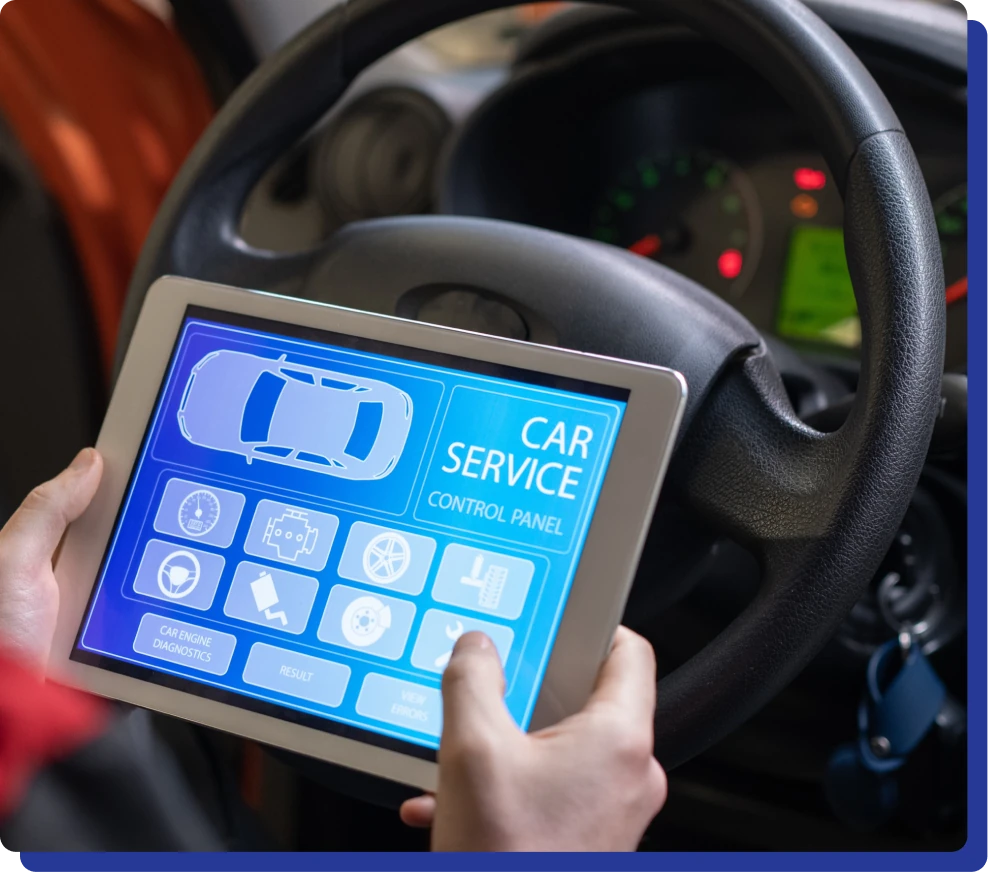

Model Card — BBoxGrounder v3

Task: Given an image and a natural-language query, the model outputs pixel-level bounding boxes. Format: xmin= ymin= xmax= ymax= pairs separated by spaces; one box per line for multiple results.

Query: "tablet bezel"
xmin=51 ymin=275 xmax=686 ymax=791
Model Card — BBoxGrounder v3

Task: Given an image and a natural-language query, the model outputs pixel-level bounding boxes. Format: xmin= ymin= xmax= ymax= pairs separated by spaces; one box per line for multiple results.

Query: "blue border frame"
xmin=17 ymin=18 xmax=987 ymax=872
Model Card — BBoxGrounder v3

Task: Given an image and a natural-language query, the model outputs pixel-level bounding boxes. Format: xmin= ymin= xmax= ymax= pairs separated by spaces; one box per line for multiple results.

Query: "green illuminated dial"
xmin=591 ymin=150 xmax=762 ymax=296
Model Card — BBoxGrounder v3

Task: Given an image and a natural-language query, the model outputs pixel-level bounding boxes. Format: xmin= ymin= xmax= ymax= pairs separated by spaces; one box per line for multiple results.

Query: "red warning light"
xmin=794 ymin=167 xmax=827 ymax=191
xmin=718 ymin=248 xmax=744 ymax=280
xmin=946 ymin=276 xmax=968 ymax=305
xmin=628 ymin=233 xmax=662 ymax=258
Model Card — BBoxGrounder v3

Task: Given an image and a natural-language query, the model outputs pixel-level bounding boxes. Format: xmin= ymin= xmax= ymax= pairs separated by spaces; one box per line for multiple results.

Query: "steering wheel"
xmin=118 ymin=0 xmax=945 ymax=769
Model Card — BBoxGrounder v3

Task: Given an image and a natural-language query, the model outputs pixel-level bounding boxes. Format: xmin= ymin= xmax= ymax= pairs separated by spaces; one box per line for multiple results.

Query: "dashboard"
xmin=431 ymin=16 xmax=968 ymax=842
xmin=438 ymin=12 xmax=968 ymax=372
xmin=225 ymin=1 xmax=970 ymax=848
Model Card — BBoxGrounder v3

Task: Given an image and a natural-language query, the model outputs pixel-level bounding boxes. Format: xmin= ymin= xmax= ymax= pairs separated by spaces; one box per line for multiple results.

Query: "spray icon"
xmin=250 ymin=571 xmax=288 ymax=626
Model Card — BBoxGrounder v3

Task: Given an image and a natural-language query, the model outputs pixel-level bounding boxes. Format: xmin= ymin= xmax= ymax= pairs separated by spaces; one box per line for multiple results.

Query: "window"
xmin=321 ymin=376 xmax=358 ymax=391
xmin=241 ymin=372 xmax=286 ymax=443
xmin=344 ymin=401 xmax=384 ymax=460
xmin=296 ymin=451 xmax=334 ymax=466
xmin=255 ymin=445 xmax=293 ymax=458
xmin=281 ymin=368 xmax=315 ymax=385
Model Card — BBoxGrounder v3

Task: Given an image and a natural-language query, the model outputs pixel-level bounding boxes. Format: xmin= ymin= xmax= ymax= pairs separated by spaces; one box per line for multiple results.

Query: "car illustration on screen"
xmin=177 ymin=350 xmax=413 ymax=480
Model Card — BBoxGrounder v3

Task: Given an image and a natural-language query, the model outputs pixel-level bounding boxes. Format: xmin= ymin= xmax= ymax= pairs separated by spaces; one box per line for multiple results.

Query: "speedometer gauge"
xmin=591 ymin=150 xmax=763 ymax=297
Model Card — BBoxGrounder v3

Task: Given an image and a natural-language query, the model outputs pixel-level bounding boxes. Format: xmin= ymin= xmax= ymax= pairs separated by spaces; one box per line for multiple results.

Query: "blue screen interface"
xmin=75 ymin=310 xmax=628 ymax=755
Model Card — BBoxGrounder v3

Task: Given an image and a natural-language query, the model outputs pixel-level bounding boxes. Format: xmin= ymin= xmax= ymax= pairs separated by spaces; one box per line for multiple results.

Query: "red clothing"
xmin=0 ymin=654 xmax=267 ymax=849
xmin=0 ymin=652 xmax=106 ymax=816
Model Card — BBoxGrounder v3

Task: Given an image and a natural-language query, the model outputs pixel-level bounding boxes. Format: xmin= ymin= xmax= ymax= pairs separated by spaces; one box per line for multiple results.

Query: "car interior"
xmin=0 ymin=0 xmax=969 ymax=852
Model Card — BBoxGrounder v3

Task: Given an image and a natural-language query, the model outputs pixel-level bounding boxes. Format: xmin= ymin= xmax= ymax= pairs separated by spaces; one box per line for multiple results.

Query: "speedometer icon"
xmin=178 ymin=489 xmax=221 ymax=537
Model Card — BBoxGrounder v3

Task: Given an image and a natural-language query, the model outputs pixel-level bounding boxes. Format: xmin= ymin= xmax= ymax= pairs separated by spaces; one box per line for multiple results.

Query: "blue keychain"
xmin=825 ymin=627 xmax=948 ymax=829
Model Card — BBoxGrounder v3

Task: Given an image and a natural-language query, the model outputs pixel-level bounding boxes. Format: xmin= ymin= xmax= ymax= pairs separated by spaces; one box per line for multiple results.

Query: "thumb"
xmin=399 ymin=794 xmax=436 ymax=828
xmin=440 ymin=632 xmax=518 ymax=748
xmin=0 ymin=449 xmax=103 ymax=572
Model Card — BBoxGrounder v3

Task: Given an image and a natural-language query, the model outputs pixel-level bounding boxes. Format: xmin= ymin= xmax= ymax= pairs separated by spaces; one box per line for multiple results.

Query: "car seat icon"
xmin=177 ymin=350 xmax=413 ymax=480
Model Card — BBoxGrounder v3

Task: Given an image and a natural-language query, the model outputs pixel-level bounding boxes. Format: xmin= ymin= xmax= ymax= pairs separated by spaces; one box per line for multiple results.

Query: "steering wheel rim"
xmin=119 ymin=0 xmax=945 ymax=768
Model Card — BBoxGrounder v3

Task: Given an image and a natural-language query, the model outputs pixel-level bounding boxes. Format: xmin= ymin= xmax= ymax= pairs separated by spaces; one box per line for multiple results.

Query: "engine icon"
xmin=263 ymin=509 xmax=319 ymax=563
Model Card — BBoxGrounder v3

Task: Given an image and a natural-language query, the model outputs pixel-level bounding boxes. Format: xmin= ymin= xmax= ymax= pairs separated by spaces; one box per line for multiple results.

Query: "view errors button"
xmin=355 ymin=673 xmax=442 ymax=738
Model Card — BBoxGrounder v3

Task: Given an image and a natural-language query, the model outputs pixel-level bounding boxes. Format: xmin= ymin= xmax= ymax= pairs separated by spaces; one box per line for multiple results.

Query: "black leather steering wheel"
xmin=119 ymin=0 xmax=945 ymax=768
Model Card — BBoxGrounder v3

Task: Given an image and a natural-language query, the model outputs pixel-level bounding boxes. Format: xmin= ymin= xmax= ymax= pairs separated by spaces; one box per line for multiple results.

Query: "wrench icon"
xmin=433 ymin=620 xmax=465 ymax=669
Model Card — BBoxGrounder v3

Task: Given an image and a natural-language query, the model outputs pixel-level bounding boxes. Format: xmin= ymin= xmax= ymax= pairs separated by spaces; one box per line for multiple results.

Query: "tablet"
xmin=52 ymin=276 xmax=686 ymax=790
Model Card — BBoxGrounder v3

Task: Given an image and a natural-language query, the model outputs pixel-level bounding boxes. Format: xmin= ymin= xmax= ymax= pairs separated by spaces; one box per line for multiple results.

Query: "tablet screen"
xmin=73 ymin=308 xmax=628 ymax=757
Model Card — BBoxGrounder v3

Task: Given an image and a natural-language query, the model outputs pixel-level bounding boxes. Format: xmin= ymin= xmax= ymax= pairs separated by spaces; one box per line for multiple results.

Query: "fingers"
xmin=440 ymin=632 xmax=518 ymax=751
xmin=399 ymin=794 xmax=436 ymax=828
xmin=0 ymin=449 xmax=102 ymax=572
xmin=648 ymin=756 xmax=669 ymax=813
xmin=585 ymin=626 xmax=657 ymax=724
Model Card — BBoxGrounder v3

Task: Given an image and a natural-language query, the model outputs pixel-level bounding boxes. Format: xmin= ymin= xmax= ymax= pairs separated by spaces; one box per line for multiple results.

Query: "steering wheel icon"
xmin=362 ymin=531 xmax=411 ymax=584
xmin=157 ymin=550 xmax=201 ymax=600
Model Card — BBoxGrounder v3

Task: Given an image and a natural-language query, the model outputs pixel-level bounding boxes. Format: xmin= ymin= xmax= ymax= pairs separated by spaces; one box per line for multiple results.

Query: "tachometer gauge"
xmin=591 ymin=150 xmax=763 ymax=297
xmin=934 ymin=185 xmax=967 ymax=306
xmin=933 ymin=185 xmax=968 ymax=373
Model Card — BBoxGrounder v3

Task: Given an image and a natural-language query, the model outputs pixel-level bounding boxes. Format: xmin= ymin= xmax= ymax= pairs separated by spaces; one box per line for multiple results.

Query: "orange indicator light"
xmin=791 ymin=193 xmax=820 ymax=219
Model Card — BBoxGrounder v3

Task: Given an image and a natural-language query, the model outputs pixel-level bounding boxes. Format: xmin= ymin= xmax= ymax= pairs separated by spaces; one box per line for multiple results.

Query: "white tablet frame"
xmin=51 ymin=276 xmax=686 ymax=791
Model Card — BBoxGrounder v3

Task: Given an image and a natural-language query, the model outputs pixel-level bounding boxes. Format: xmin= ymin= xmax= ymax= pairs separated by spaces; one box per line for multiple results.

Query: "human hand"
xmin=0 ymin=449 xmax=103 ymax=672
xmin=400 ymin=626 xmax=667 ymax=851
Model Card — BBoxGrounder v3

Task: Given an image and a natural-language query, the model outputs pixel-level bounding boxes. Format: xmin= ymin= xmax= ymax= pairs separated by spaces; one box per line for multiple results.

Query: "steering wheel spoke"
xmin=674 ymin=344 xmax=832 ymax=551
xmin=161 ymin=167 xmax=328 ymax=297
xmin=186 ymin=234 xmax=322 ymax=296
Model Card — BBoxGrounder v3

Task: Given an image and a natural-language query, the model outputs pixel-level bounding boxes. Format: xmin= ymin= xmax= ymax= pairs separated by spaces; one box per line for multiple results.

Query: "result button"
xmin=242 ymin=643 xmax=350 ymax=709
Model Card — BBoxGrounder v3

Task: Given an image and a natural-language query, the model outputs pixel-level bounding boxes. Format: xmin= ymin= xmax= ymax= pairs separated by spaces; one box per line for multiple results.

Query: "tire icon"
xmin=362 ymin=532 xmax=411 ymax=584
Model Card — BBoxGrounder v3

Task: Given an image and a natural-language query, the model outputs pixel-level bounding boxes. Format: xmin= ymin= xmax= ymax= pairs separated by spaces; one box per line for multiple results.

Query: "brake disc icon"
xmin=341 ymin=595 xmax=392 ymax=647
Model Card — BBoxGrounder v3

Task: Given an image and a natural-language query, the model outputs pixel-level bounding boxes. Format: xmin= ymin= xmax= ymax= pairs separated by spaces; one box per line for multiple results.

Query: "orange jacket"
xmin=0 ymin=0 xmax=213 ymax=374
